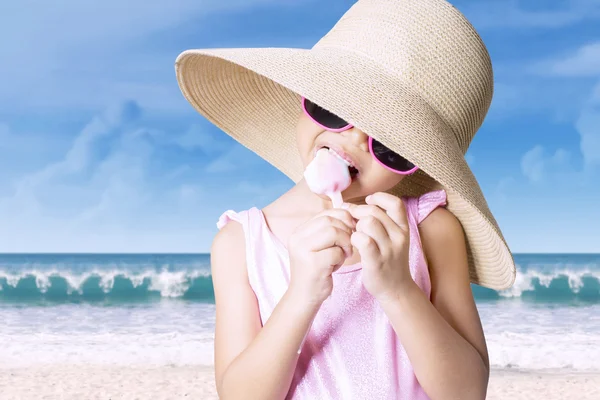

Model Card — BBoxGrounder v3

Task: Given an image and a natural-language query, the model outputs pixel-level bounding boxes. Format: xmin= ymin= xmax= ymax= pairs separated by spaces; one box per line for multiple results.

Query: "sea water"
xmin=1 ymin=253 xmax=599 ymax=371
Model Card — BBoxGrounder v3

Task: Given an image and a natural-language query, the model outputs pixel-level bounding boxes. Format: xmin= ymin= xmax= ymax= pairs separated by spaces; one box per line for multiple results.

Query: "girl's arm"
xmin=211 ymin=221 xmax=319 ymax=400
xmin=378 ymin=207 xmax=490 ymax=400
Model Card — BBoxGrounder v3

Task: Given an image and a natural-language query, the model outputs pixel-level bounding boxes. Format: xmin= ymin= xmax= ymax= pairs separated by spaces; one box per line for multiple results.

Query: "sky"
xmin=0 ymin=0 xmax=599 ymax=253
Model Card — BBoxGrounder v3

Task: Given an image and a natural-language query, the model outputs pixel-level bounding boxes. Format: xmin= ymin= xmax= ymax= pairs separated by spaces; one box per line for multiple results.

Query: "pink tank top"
xmin=216 ymin=190 xmax=447 ymax=400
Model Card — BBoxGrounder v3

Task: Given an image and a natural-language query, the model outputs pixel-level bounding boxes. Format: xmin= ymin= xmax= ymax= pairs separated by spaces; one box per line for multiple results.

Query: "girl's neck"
xmin=265 ymin=179 xmax=366 ymax=221
xmin=262 ymin=179 xmax=362 ymax=266
xmin=288 ymin=180 xmax=361 ymax=211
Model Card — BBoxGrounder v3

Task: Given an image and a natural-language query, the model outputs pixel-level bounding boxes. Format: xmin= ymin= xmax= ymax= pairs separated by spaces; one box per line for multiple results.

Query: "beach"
xmin=1 ymin=253 xmax=599 ymax=399
xmin=0 ymin=365 xmax=218 ymax=400
xmin=487 ymin=369 xmax=600 ymax=400
xmin=1 ymin=365 xmax=599 ymax=399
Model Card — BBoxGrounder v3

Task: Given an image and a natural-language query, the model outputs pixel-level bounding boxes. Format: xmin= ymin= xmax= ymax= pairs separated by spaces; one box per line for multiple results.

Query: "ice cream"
xmin=303 ymin=148 xmax=352 ymax=208
xmin=298 ymin=148 xmax=353 ymax=354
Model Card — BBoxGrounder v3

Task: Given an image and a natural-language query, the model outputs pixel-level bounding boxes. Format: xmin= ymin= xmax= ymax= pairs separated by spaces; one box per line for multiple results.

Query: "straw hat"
xmin=175 ymin=0 xmax=516 ymax=290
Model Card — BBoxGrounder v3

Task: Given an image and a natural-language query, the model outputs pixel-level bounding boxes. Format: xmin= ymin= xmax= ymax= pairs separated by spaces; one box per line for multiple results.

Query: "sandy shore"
xmin=487 ymin=369 xmax=600 ymax=400
xmin=0 ymin=365 xmax=218 ymax=400
xmin=1 ymin=365 xmax=599 ymax=399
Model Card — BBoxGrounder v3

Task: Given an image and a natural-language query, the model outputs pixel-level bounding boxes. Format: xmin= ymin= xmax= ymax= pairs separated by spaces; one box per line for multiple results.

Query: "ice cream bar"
xmin=303 ymin=148 xmax=352 ymax=208
xmin=298 ymin=148 xmax=352 ymax=354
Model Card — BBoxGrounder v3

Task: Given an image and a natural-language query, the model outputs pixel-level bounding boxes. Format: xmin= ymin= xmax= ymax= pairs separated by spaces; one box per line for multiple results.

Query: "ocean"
xmin=1 ymin=253 xmax=599 ymax=371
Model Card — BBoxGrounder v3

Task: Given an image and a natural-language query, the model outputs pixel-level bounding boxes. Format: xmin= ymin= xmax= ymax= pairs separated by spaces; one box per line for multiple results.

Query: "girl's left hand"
xmin=345 ymin=192 xmax=413 ymax=303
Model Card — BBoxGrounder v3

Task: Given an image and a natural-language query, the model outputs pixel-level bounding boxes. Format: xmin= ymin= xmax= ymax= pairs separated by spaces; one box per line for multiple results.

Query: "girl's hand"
xmin=345 ymin=192 xmax=412 ymax=303
xmin=287 ymin=208 xmax=355 ymax=309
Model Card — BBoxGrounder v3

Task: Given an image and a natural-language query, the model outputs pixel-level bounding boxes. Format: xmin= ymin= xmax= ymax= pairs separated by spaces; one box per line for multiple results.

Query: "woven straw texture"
xmin=175 ymin=0 xmax=516 ymax=290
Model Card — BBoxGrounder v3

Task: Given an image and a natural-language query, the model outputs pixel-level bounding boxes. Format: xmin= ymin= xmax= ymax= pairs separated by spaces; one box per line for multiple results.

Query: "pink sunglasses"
xmin=302 ymin=97 xmax=418 ymax=175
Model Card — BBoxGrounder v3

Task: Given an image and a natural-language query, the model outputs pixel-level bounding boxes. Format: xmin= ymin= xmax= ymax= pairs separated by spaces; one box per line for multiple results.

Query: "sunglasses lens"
xmin=371 ymin=139 xmax=416 ymax=173
xmin=304 ymin=98 xmax=349 ymax=130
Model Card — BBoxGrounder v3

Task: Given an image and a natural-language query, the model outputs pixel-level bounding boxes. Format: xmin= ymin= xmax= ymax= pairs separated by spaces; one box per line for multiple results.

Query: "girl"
xmin=175 ymin=0 xmax=516 ymax=399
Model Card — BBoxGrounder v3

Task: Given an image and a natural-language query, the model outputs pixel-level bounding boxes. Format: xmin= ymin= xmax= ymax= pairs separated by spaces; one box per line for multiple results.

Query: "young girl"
xmin=175 ymin=0 xmax=516 ymax=399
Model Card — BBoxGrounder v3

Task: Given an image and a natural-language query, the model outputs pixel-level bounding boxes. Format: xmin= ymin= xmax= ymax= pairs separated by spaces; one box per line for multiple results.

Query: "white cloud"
xmin=521 ymin=145 xmax=571 ymax=182
xmin=0 ymin=0 xmax=310 ymax=113
xmin=175 ymin=124 xmax=230 ymax=154
xmin=530 ymin=42 xmax=600 ymax=77
xmin=0 ymin=123 xmax=69 ymax=157
xmin=1 ymin=102 xmax=142 ymax=223
xmin=489 ymin=39 xmax=600 ymax=120
xmin=492 ymin=176 xmax=517 ymax=205
xmin=0 ymin=123 xmax=76 ymax=197
xmin=465 ymin=153 xmax=475 ymax=167
xmin=518 ymin=81 xmax=600 ymax=184
xmin=7 ymin=102 xmax=142 ymax=215
xmin=0 ymin=101 xmax=241 ymax=252
xmin=576 ymin=82 xmax=600 ymax=167
xmin=489 ymin=83 xmax=521 ymax=113
xmin=487 ymin=75 xmax=591 ymax=122
xmin=0 ymin=0 xmax=288 ymax=61
xmin=461 ymin=0 xmax=600 ymax=29
xmin=204 ymin=143 xmax=264 ymax=173
xmin=521 ymin=146 xmax=545 ymax=182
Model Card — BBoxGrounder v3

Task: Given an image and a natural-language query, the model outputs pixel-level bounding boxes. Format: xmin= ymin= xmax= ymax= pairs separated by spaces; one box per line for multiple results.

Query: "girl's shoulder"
xmin=416 ymin=189 xmax=467 ymax=273
xmin=213 ymin=210 xmax=247 ymax=265
xmin=403 ymin=189 xmax=448 ymax=225
xmin=211 ymin=210 xmax=250 ymax=296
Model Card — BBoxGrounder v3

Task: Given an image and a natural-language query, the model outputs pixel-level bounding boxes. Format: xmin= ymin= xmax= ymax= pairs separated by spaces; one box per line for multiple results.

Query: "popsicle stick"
xmin=329 ymin=191 xmax=343 ymax=208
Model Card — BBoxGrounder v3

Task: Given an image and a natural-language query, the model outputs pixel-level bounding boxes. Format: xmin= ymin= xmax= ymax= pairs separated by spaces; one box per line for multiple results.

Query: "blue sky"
xmin=0 ymin=0 xmax=598 ymax=253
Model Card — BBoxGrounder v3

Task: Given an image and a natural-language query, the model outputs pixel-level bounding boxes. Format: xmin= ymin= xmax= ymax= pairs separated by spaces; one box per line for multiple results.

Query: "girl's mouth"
xmin=320 ymin=146 xmax=360 ymax=180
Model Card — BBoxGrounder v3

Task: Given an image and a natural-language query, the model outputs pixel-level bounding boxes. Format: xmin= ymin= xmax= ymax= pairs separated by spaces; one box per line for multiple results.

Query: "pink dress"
xmin=216 ymin=190 xmax=447 ymax=400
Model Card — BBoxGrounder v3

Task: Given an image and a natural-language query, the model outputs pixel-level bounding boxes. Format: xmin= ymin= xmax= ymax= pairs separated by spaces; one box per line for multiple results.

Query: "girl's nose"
xmin=341 ymin=127 xmax=369 ymax=152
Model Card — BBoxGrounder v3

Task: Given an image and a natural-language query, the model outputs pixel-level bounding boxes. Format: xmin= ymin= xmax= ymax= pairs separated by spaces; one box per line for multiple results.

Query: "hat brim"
xmin=175 ymin=46 xmax=516 ymax=290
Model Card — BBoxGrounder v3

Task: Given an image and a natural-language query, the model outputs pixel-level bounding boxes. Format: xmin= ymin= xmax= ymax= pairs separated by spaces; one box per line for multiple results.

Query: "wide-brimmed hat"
xmin=175 ymin=0 xmax=516 ymax=290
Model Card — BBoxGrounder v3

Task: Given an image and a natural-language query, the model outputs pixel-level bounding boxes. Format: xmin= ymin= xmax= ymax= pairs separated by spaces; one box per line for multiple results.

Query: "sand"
xmin=0 ymin=365 xmax=218 ymax=400
xmin=487 ymin=369 xmax=600 ymax=400
xmin=1 ymin=365 xmax=599 ymax=399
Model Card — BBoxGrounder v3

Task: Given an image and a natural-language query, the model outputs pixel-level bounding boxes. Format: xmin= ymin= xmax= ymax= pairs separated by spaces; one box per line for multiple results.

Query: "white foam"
xmin=478 ymin=303 xmax=600 ymax=371
xmin=0 ymin=267 xmax=211 ymax=297
xmin=486 ymin=331 xmax=600 ymax=370
xmin=0 ymin=303 xmax=216 ymax=368
xmin=498 ymin=267 xmax=600 ymax=297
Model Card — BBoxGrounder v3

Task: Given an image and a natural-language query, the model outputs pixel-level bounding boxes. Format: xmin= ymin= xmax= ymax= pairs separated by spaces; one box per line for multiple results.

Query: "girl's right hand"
xmin=286 ymin=208 xmax=356 ymax=308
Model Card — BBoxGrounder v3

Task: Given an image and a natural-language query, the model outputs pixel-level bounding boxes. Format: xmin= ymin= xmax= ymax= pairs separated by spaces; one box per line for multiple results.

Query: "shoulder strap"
xmin=216 ymin=209 xmax=255 ymax=271
xmin=416 ymin=189 xmax=447 ymax=224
